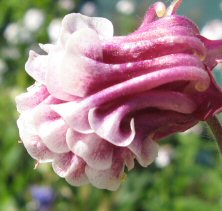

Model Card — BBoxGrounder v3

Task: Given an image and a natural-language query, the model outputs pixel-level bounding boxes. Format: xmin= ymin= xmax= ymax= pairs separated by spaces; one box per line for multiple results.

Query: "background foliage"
xmin=0 ymin=0 xmax=222 ymax=210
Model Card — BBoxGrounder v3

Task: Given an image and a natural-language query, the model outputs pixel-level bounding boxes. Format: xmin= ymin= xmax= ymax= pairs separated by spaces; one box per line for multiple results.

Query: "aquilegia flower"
xmin=16 ymin=0 xmax=222 ymax=190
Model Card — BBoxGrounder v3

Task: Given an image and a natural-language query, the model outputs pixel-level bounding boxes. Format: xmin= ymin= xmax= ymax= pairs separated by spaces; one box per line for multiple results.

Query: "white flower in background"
xmin=47 ymin=19 xmax=62 ymax=43
xmin=4 ymin=9 xmax=41 ymax=44
xmin=4 ymin=23 xmax=32 ymax=44
xmin=59 ymin=0 xmax=75 ymax=11
xmin=24 ymin=9 xmax=45 ymax=32
xmin=4 ymin=23 xmax=20 ymax=44
xmin=80 ymin=2 xmax=97 ymax=16
xmin=201 ymin=19 xmax=222 ymax=40
xmin=116 ymin=0 xmax=135 ymax=15
xmin=155 ymin=145 xmax=173 ymax=168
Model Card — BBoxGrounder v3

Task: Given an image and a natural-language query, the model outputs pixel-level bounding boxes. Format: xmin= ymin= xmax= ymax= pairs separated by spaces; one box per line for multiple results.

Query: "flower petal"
xmin=89 ymin=107 xmax=136 ymax=146
xmin=88 ymin=91 xmax=196 ymax=146
xmin=58 ymin=28 xmax=103 ymax=97
xmin=25 ymin=51 xmax=48 ymax=84
xmin=52 ymin=153 xmax=89 ymax=186
xmin=66 ymin=129 xmax=113 ymax=170
xmin=17 ymin=116 xmax=54 ymax=162
xmin=46 ymin=47 xmax=78 ymax=101
xmin=85 ymin=149 xmax=125 ymax=191
xmin=16 ymin=84 xmax=49 ymax=113
xmin=129 ymin=137 xmax=159 ymax=167
xmin=59 ymin=13 xmax=113 ymax=46
xmin=30 ymin=105 xmax=69 ymax=153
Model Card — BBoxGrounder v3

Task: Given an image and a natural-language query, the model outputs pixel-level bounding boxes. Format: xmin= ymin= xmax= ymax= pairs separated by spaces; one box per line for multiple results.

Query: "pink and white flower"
xmin=16 ymin=0 xmax=222 ymax=190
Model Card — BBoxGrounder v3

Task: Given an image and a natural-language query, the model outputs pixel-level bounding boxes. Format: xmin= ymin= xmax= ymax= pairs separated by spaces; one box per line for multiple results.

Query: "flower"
xmin=155 ymin=145 xmax=173 ymax=168
xmin=23 ymin=9 xmax=45 ymax=32
xmin=116 ymin=0 xmax=135 ymax=15
xmin=16 ymin=0 xmax=222 ymax=190
xmin=31 ymin=185 xmax=55 ymax=210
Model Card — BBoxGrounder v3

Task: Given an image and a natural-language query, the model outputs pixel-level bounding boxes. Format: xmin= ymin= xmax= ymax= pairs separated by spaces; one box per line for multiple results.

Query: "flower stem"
xmin=206 ymin=115 xmax=222 ymax=154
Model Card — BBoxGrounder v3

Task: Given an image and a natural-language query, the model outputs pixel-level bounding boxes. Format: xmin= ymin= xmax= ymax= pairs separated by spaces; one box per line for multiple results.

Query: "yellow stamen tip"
xmin=193 ymin=51 xmax=206 ymax=61
xmin=195 ymin=82 xmax=208 ymax=92
xmin=156 ymin=3 xmax=166 ymax=18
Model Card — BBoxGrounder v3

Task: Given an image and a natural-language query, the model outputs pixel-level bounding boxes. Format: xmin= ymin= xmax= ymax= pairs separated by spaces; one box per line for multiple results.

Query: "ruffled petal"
xmin=52 ymin=64 xmax=206 ymax=133
xmin=89 ymin=107 xmax=135 ymax=146
xmin=66 ymin=129 xmax=113 ymax=170
xmin=58 ymin=28 xmax=103 ymax=97
xmin=59 ymin=13 xmax=113 ymax=46
xmin=85 ymin=149 xmax=125 ymax=191
xmin=199 ymin=35 xmax=222 ymax=69
xmin=30 ymin=105 xmax=69 ymax=153
xmin=51 ymin=101 xmax=93 ymax=133
xmin=88 ymin=91 xmax=196 ymax=146
xmin=129 ymin=137 xmax=158 ymax=167
xmin=25 ymin=51 xmax=48 ymax=84
xmin=122 ymin=149 xmax=135 ymax=170
xmin=16 ymin=84 xmax=49 ymax=113
xmin=17 ymin=115 xmax=54 ymax=162
xmin=46 ymin=47 xmax=78 ymax=101
xmin=52 ymin=153 xmax=89 ymax=186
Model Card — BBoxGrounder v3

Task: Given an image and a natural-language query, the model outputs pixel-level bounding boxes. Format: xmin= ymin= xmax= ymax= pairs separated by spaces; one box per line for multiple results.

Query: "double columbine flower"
xmin=16 ymin=0 xmax=222 ymax=190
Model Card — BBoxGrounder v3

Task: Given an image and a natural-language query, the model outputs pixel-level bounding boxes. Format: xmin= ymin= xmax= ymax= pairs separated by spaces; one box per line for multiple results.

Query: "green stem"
xmin=206 ymin=115 xmax=222 ymax=154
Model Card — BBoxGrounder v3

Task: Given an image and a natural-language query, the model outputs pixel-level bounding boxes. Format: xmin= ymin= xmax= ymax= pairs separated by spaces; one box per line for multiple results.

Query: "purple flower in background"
xmin=16 ymin=0 xmax=222 ymax=190
xmin=31 ymin=186 xmax=55 ymax=211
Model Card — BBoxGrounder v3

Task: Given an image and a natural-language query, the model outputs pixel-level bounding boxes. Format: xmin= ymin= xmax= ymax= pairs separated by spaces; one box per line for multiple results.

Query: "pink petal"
xmin=198 ymin=35 xmax=222 ymax=69
xmin=122 ymin=149 xmax=135 ymax=170
xmin=51 ymin=101 xmax=93 ymax=133
xmin=52 ymin=64 xmax=207 ymax=134
xmin=30 ymin=105 xmax=69 ymax=153
xmin=25 ymin=51 xmax=48 ymax=84
xmin=88 ymin=91 xmax=196 ymax=146
xmin=58 ymin=28 xmax=103 ymax=97
xmin=89 ymin=107 xmax=136 ymax=146
xmin=103 ymin=35 xmax=205 ymax=63
xmin=15 ymin=84 xmax=49 ymax=113
xmin=133 ymin=15 xmax=199 ymax=36
xmin=52 ymin=153 xmax=89 ymax=186
xmin=17 ymin=116 xmax=54 ymax=162
xmin=66 ymin=129 xmax=113 ymax=170
xmin=46 ymin=46 xmax=78 ymax=101
xmin=59 ymin=13 xmax=113 ymax=46
xmin=129 ymin=137 xmax=158 ymax=167
xmin=85 ymin=149 xmax=125 ymax=191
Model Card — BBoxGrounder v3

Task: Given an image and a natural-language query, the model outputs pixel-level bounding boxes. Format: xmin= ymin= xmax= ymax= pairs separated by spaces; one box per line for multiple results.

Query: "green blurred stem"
xmin=206 ymin=115 xmax=222 ymax=154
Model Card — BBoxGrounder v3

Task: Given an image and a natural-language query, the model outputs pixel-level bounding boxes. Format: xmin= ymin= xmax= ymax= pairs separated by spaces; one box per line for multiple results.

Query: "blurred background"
xmin=0 ymin=0 xmax=222 ymax=210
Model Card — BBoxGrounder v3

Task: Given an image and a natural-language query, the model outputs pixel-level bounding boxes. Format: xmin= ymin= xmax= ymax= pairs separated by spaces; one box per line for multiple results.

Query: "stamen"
xmin=193 ymin=51 xmax=206 ymax=62
xmin=166 ymin=0 xmax=183 ymax=16
xmin=155 ymin=2 xmax=166 ymax=18
xmin=195 ymin=82 xmax=208 ymax=92
xmin=34 ymin=161 xmax=39 ymax=169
